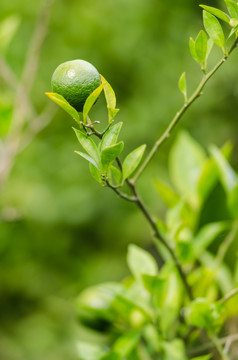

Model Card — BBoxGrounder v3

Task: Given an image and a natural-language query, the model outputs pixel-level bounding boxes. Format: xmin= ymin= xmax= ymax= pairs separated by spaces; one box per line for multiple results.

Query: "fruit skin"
xmin=51 ymin=59 xmax=101 ymax=112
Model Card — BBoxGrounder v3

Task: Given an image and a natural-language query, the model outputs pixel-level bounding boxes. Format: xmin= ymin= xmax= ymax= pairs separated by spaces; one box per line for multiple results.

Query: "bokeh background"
xmin=0 ymin=0 xmax=238 ymax=359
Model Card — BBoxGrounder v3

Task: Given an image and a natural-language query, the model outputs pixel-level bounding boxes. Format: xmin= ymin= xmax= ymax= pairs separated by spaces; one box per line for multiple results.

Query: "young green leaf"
xmin=210 ymin=145 xmax=237 ymax=192
xmin=195 ymin=30 xmax=207 ymax=67
xmin=176 ymin=239 xmax=194 ymax=264
xmin=108 ymin=108 xmax=120 ymax=123
xmin=101 ymin=74 xmax=116 ymax=109
xmin=101 ymin=142 xmax=124 ymax=172
xmin=101 ymin=75 xmax=120 ymax=123
xmin=127 ymin=244 xmax=158 ymax=280
xmin=73 ymin=128 xmax=100 ymax=166
xmin=186 ymin=298 xmax=223 ymax=333
xmin=122 ymin=144 xmax=146 ymax=180
xmin=74 ymin=151 xmax=99 ymax=169
xmin=203 ymin=10 xmax=225 ymax=51
xmin=169 ymin=131 xmax=206 ymax=208
xmin=142 ymin=274 xmax=166 ymax=295
xmin=225 ymin=0 xmax=238 ymax=19
xmin=178 ymin=72 xmax=187 ymax=101
xmin=108 ymin=166 xmax=121 ymax=186
xmin=155 ymin=179 xmax=180 ymax=208
xmin=200 ymin=5 xmax=230 ymax=23
xmin=83 ymin=83 xmax=104 ymax=123
xmin=189 ymin=37 xmax=198 ymax=62
xmin=206 ymin=38 xmax=214 ymax=61
xmin=113 ymin=331 xmax=140 ymax=358
xmin=193 ymin=222 xmax=228 ymax=256
xmin=100 ymin=122 xmax=123 ymax=151
xmin=163 ymin=339 xmax=187 ymax=360
xmin=46 ymin=92 xmax=80 ymax=123
xmin=89 ymin=163 xmax=102 ymax=183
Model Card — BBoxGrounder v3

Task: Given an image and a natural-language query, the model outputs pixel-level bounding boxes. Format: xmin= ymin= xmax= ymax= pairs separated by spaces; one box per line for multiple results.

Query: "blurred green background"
xmin=0 ymin=0 xmax=238 ymax=359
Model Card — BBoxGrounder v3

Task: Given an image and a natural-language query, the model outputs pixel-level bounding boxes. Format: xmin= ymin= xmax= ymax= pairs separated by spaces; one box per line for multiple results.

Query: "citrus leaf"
xmin=178 ymin=72 xmax=187 ymax=101
xmin=108 ymin=166 xmax=121 ymax=186
xmin=74 ymin=151 xmax=99 ymax=169
xmin=122 ymin=144 xmax=146 ymax=180
xmin=100 ymin=122 xmax=123 ymax=151
xmin=89 ymin=163 xmax=101 ymax=183
xmin=127 ymin=244 xmax=158 ymax=280
xmin=108 ymin=108 xmax=120 ymax=123
xmin=101 ymin=142 xmax=124 ymax=172
xmin=189 ymin=37 xmax=198 ymax=62
xmin=228 ymin=26 xmax=238 ymax=40
xmin=203 ymin=10 xmax=225 ymax=50
xmin=200 ymin=5 xmax=230 ymax=23
xmin=195 ymin=30 xmax=207 ymax=66
xmin=169 ymin=131 xmax=206 ymax=208
xmin=142 ymin=274 xmax=166 ymax=295
xmin=113 ymin=331 xmax=140 ymax=358
xmin=163 ymin=339 xmax=187 ymax=360
xmin=46 ymin=92 xmax=80 ymax=122
xmin=187 ymin=298 xmax=223 ymax=333
xmin=225 ymin=0 xmax=238 ymax=19
xmin=206 ymin=38 xmax=214 ymax=60
xmin=83 ymin=82 xmax=104 ymax=123
xmin=101 ymin=74 xmax=116 ymax=109
xmin=73 ymin=128 xmax=100 ymax=165
xmin=101 ymin=75 xmax=119 ymax=123
xmin=193 ymin=222 xmax=228 ymax=256
xmin=155 ymin=179 xmax=180 ymax=208
xmin=209 ymin=145 xmax=237 ymax=192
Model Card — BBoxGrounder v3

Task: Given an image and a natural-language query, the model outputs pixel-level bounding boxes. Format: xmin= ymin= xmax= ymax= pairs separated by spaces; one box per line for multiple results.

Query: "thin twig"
xmin=211 ymin=335 xmax=230 ymax=360
xmin=132 ymin=39 xmax=238 ymax=184
xmin=219 ymin=288 xmax=238 ymax=305
xmin=187 ymin=333 xmax=238 ymax=356
xmin=106 ymin=180 xmax=137 ymax=202
xmin=217 ymin=221 xmax=238 ymax=266
xmin=127 ymin=179 xmax=194 ymax=300
xmin=0 ymin=0 xmax=55 ymax=193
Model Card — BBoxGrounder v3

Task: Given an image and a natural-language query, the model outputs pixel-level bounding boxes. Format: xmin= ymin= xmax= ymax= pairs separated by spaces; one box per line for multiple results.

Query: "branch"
xmin=127 ymin=179 xmax=194 ymax=300
xmin=217 ymin=221 xmax=238 ymax=266
xmin=219 ymin=288 xmax=238 ymax=305
xmin=106 ymin=180 xmax=137 ymax=202
xmin=133 ymin=39 xmax=238 ymax=183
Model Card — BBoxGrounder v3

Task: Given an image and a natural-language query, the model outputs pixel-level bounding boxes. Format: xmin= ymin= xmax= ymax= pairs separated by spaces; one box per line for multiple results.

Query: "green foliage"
xmin=45 ymin=92 xmax=80 ymax=123
xmin=75 ymin=130 xmax=238 ymax=358
xmin=200 ymin=5 xmax=230 ymax=23
xmin=189 ymin=31 xmax=208 ymax=71
xmin=83 ymin=83 xmax=105 ymax=123
xmin=99 ymin=122 xmax=123 ymax=151
xmin=178 ymin=72 xmax=187 ymax=101
xmin=169 ymin=131 xmax=206 ymax=208
xmin=203 ymin=10 xmax=225 ymax=52
xmin=186 ymin=298 xmax=223 ymax=333
xmin=225 ymin=0 xmax=238 ymax=19
xmin=2 ymin=0 xmax=238 ymax=359
xmin=122 ymin=144 xmax=146 ymax=181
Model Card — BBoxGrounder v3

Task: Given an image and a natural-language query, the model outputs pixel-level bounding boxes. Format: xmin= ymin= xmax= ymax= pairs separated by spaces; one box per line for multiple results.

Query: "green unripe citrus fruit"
xmin=51 ymin=59 xmax=101 ymax=112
